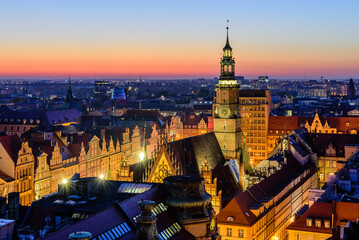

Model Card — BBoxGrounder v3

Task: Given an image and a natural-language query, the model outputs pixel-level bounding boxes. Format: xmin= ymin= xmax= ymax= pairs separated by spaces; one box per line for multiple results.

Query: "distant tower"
xmin=213 ymin=21 xmax=242 ymax=160
xmin=347 ymin=78 xmax=356 ymax=100
xmin=65 ymin=75 xmax=74 ymax=103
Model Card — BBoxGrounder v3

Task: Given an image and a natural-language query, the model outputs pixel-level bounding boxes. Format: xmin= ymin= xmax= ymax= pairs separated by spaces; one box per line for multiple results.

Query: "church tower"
xmin=65 ymin=75 xmax=74 ymax=103
xmin=213 ymin=23 xmax=241 ymax=160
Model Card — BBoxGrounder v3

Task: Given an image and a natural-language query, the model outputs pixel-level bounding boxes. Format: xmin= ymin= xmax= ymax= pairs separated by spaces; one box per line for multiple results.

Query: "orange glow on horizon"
xmin=0 ymin=41 xmax=358 ymax=79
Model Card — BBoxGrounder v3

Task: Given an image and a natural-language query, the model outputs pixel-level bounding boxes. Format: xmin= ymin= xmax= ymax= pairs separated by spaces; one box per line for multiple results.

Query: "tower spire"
xmin=224 ymin=19 xmax=232 ymax=50
xmin=65 ymin=74 xmax=74 ymax=103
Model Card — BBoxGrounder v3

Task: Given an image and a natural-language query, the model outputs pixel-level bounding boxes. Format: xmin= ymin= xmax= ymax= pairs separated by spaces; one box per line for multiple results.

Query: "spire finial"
xmin=224 ymin=19 xmax=232 ymax=50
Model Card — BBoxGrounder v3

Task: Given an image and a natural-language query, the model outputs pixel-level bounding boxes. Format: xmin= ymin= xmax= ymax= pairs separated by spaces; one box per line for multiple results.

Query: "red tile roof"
xmin=0 ymin=135 xmax=22 ymax=163
xmin=288 ymin=201 xmax=359 ymax=234
xmin=268 ymin=116 xmax=299 ymax=135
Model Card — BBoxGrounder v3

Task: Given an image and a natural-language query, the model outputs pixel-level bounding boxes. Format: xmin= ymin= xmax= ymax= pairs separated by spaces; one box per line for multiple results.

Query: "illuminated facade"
xmin=239 ymin=90 xmax=271 ymax=165
xmin=168 ymin=114 xmax=210 ymax=141
xmin=217 ymin=130 xmax=319 ymax=240
xmin=213 ymin=25 xmax=242 ymax=160
xmin=305 ymin=112 xmax=337 ymax=134
xmin=0 ymin=135 xmax=35 ymax=206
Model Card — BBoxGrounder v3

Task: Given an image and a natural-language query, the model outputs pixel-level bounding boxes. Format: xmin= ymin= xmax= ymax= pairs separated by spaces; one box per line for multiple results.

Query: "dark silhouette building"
xmin=347 ymin=78 xmax=356 ymax=100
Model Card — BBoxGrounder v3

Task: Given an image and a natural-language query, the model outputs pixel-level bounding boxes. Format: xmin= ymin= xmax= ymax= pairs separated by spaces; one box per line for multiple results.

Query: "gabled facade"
xmin=0 ymin=135 xmax=35 ymax=206
xmin=305 ymin=112 xmax=337 ymax=134
xmin=34 ymin=152 xmax=51 ymax=200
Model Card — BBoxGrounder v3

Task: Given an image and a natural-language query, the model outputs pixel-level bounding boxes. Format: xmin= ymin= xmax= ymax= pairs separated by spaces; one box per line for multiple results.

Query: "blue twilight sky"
xmin=0 ymin=0 xmax=358 ymax=79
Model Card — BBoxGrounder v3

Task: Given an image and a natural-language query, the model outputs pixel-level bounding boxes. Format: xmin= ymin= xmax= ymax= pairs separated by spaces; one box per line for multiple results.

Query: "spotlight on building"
xmin=99 ymin=174 xmax=105 ymax=179
xmin=139 ymin=152 xmax=145 ymax=161
xmin=62 ymin=179 xmax=68 ymax=184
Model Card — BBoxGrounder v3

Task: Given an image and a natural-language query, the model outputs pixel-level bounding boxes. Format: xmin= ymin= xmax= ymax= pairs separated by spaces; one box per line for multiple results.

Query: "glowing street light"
xmin=99 ymin=174 xmax=105 ymax=179
xmin=139 ymin=152 xmax=145 ymax=161
xmin=62 ymin=179 xmax=68 ymax=184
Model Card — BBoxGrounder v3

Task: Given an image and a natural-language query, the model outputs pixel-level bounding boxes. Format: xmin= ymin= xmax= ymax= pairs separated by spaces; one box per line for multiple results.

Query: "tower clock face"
xmin=219 ymin=105 xmax=231 ymax=118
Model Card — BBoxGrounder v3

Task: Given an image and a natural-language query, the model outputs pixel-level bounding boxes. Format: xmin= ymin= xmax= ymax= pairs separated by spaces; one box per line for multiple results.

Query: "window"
xmin=306 ymin=218 xmax=313 ymax=227
xmin=324 ymin=220 xmax=330 ymax=228
xmin=319 ymin=174 xmax=323 ymax=181
xmin=296 ymin=233 xmax=302 ymax=240
xmin=326 ymin=160 xmax=330 ymax=167
xmin=333 ymin=161 xmax=336 ymax=168
xmin=238 ymin=229 xmax=244 ymax=238
xmin=227 ymin=228 xmax=232 ymax=236
xmin=346 ymin=121 xmax=350 ymax=127
xmin=308 ymin=235 xmax=313 ymax=240
xmin=315 ymin=219 xmax=321 ymax=228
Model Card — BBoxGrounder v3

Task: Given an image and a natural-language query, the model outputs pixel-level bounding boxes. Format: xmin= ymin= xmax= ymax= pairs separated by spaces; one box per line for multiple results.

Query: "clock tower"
xmin=213 ymin=24 xmax=241 ymax=160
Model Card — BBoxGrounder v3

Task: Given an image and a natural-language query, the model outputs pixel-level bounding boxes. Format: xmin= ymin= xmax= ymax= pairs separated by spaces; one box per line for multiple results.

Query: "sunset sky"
xmin=0 ymin=1 xmax=358 ymax=79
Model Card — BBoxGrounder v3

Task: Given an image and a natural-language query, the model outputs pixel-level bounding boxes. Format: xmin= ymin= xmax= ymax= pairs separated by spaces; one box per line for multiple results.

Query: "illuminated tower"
xmin=213 ymin=23 xmax=241 ymax=160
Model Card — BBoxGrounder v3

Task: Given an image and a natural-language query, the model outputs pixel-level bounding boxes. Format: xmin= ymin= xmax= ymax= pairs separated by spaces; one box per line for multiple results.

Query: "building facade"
xmin=239 ymin=90 xmax=271 ymax=165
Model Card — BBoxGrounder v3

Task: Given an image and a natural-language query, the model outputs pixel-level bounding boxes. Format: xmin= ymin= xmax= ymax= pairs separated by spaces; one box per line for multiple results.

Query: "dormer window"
xmin=324 ymin=219 xmax=330 ymax=228
xmin=227 ymin=216 xmax=234 ymax=222
xmin=306 ymin=218 xmax=313 ymax=227
xmin=315 ymin=219 xmax=321 ymax=228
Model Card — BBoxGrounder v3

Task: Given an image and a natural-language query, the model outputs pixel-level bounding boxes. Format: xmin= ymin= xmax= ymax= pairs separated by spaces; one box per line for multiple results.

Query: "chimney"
xmin=8 ymin=192 xmax=19 ymax=221
xmin=134 ymin=200 xmax=159 ymax=240
xmin=0 ymin=197 xmax=6 ymax=218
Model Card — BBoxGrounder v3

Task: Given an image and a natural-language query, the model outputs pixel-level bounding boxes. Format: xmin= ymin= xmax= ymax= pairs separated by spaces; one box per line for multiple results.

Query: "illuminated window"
xmin=306 ymin=218 xmax=313 ymax=227
xmin=227 ymin=228 xmax=232 ymax=236
xmin=333 ymin=161 xmax=336 ymax=168
xmin=346 ymin=122 xmax=350 ymax=127
xmin=326 ymin=160 xmax=330 ymax=167
xmin=319 ymin=174 xmax=324 ymax=181
xmin=324 ymin=220 xmax=330 ymax=228
xmin=227 ymin=216 xmax=234 ymax=222
xmin=315 ymin=219 xmax=321 ymax=228
xmin=296 ymin=233 xmax=302 ymax=240
xmin=238 ymin=229 xmax=244 ymax=238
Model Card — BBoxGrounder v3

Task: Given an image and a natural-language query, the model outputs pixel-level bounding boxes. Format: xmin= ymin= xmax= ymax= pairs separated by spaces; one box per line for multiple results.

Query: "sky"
xmin=0 ymin=0 xmax=358 ymax=79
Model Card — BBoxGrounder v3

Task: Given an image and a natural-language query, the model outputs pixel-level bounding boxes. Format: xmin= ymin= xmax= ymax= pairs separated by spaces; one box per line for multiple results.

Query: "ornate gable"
xmin=146 ymin=145 xmax=176 ymax=183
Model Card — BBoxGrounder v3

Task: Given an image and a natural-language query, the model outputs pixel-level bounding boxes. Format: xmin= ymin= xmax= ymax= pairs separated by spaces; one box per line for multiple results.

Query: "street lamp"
xmin=62 ymin=179 xmax=68 ymax=184
xmin=139 ymin=152 xmax=145 ymax=161
xmin=99 ymin=174 xmax=105 ymax=179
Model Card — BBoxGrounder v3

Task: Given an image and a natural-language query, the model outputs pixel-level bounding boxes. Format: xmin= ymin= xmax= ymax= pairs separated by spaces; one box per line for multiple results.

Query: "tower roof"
xmin=223 ymin=26 xmax=232 ymax=50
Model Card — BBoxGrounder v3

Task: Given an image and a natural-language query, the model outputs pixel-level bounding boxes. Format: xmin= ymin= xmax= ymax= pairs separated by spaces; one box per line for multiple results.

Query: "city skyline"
xmin=1 ymin=1 xmax=358 ymax=79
